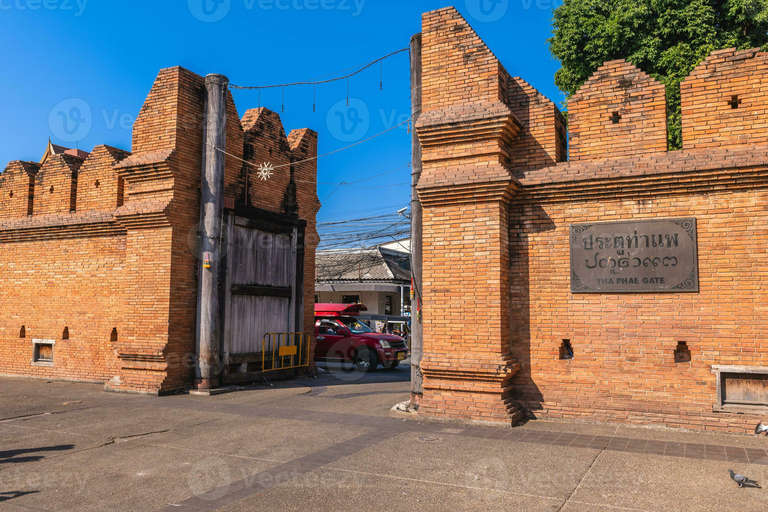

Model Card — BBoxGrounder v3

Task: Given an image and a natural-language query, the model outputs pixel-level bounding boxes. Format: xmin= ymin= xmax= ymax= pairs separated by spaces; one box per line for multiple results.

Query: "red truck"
xmin=314 ymin=303 xmax=409 ymax=371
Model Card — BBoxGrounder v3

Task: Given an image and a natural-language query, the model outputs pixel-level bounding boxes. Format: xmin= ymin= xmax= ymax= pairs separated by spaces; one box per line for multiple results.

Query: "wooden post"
xmin=410 ymin=33 xmax=424 ymax=404
xmin=196 ymin=73 xmax=228 ymax=389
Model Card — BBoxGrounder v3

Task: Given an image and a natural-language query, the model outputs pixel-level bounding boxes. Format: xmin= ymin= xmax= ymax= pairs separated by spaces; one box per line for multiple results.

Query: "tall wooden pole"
xmin=196 ymin=73 xmax=228 ymax=389
xmin=410 ymin=34 xmax=424 ymax=404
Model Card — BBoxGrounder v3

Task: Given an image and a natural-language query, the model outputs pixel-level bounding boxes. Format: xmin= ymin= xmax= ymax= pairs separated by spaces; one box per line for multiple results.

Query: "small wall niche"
xmin=19 ymin=325 xmax=26 ymax=338
xmin=729 ymin=95 xmax=741 ymax=109
xmin=611 ymin=111 xmax=621 ymax=124
xmin=674 ymin=341 xmax=691 ymax=363
xmin=32 ymin=339 xmax=55 ymax=366
xmin=62 ymin=327 xmax=69 ymax=340
xmin=560 ymin=339 xmax=574 ymax=360
xmin=110 ymin=328 xmax=118 ymax=342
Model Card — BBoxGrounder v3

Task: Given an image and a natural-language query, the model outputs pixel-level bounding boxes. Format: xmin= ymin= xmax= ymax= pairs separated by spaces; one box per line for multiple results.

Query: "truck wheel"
xmin=354 ymin=349 xmax=379 ymax=372
xmin=383 ymin=361 xmax=400 ymax=370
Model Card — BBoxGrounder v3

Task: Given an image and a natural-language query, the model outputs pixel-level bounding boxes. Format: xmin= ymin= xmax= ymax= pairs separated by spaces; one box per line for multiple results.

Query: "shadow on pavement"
xmin=0 ymin=491 xmax=40 ymax=503
xmin=0 ymin=444 xmax=75 ymax=466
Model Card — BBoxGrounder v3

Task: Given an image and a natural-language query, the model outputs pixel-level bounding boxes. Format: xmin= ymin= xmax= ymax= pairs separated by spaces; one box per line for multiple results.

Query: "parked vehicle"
xmin=314 ymin=303 xmax=409 ymax=371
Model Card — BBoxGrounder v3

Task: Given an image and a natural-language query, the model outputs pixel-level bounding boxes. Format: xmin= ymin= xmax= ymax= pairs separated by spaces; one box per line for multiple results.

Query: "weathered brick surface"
xmin=33 ymin=153 xmax=84 ymax=215
xmin=0 ymin=67 xmax=318 ymax=394
xmin=682 ymin=48 xmax=768 ymax=149
xmin=568 ymin=60 xmax=668 ymax=160
xmin=0 ymin=161 xmax=39 ymax=217
xmin=417 ymin=6 xmax=768 ymax=433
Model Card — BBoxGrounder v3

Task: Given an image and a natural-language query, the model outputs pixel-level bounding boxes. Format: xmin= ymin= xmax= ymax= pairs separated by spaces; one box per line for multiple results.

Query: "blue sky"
xmin=0 ymin=0 xmax=564 ymax=223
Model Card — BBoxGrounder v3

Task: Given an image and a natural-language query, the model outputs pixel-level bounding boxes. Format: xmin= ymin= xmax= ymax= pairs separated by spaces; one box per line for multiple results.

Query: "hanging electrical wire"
xmin=210 ymin=114 xmax=415 ymax=171
xmin=229 ymin=48 xmax=409 ymax=91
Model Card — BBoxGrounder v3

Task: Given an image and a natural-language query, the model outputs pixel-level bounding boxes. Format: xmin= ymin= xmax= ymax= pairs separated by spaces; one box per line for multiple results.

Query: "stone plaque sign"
xmin=570 ymin=218 xmax=698 ymax=293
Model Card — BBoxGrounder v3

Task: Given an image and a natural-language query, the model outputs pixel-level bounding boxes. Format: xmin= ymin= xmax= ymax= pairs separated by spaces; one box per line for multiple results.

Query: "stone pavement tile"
xmin=325 ymin=432 xmax=599 ymax=502
xmin=613 ymin=424 xmax=768 ymax=450
xmin=0 ymin=437 xmax=281 ymax=512
xmin=625 ymin=438 xmax=649 ymax=454
xmin=130 ymin=415 xmax=373 ymax=463
xmin=8 ymin=403 xmax=216 ymax=441
xmin=684 ymin=443 xmax=705 ymax=459
xmin=645 ymin=440 xmax=667 ymax=456
xmin=216 ymin=468 xmax=563 ymax=512
xmin=568 ymin=451 xmax=768 ymax=512
xmin=588 ymin=436 xmax=612 ymax=450
xmin=664 ymin=442 xmax=685 ymax=457
xmin=745 ymin=448 xmax=768 ymax=464
xmin=517 ymin=419 xmax=616 ymax=436
xmin=551 ymin=432 xmax=579 ymax=447
xmin=532 ymin=432 xmax=562 ymax=445
xmin=705 ymin=444 xmax=728 ymax=462
xmin=725 ymin=446 xmax=749 ymax=463
xmin=606 ymin=436 xmax=629 ymax=451
xmin=569 ymin=434 xmax=595 ymax=449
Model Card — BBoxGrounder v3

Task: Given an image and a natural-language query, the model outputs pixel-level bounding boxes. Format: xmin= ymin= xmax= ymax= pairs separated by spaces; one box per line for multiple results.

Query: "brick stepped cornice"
xmin=416 ymin=102 xmax=521 ymax=154
xmin=417 ymin=172 xmax=520 ymax=206
xmin=520 ymin=143 xmax=768 ymax=202
xmin=114 ymin=149 xmax=175 ymax=183
xmin=114 ymin=199 xmax=172 ymax=229
xmin=0 ymin=210 xmax=122 ymax=242
xmin=421 ymin=357 xmax=520 ymax=381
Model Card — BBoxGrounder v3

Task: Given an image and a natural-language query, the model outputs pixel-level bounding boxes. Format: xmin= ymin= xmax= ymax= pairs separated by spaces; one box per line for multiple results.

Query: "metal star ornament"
xmin=257 ymin=162 xmax=274 ymax=181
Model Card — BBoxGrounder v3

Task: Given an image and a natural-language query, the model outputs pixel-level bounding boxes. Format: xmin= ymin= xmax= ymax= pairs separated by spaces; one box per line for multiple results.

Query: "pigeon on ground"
xmin=755 ymin=422 xmax=768 ymax=435
xmin=729 ymin=469 xmax=759 ymax=488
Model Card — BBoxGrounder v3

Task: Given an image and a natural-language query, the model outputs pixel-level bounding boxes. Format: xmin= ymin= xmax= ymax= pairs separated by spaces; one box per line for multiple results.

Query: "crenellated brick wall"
xmin=0 ymin=67 xmax=318 ymax=394
xmin=417 ymin=6 xmax=768 ymax=433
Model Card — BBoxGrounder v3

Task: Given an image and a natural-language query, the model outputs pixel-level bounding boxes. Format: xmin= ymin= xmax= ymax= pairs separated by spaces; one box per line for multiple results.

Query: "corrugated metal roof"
xmin=316 ymin=247 xmax=410 ymax=284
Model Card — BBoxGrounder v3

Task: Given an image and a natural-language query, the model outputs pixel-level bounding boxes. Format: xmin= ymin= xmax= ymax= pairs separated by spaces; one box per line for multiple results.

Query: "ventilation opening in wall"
xmin=674 ymin=341 xmax=691 ymax=363
xmin=32 ymin=340 xmax=54 ymax=366
xmin=116 ymin=177 xmax=125 ymax=207
xmin=62 ymin=327 xmax=69 ymax=340
xmin=560 ymin=339 xmax=574 ymax=360
xmin=713 ymin=366 xmax=768 ymax=413
xmin=110 ymin=328 xmax=118 ymax=342
xmin=20 ymin=326 xmax=26 ymax=338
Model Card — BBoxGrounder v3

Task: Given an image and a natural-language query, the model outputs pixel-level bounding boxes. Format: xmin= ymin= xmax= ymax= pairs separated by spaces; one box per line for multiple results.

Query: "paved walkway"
xmin=2 ymin=365 xmax=768 ymax=511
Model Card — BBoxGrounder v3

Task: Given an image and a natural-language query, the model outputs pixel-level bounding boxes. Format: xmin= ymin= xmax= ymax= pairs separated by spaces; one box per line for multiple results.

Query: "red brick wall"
xmin=417 ymin=6 xmax=768 ymax=432
xmin=0 ymin=66 xmax=319 ymax=394
xmin=33 ymin=154 xmax=84 ymax=215
xmin=511 ymin=164 xmax=768 ymax=433
xmin=568 ymin=60 xmax=668 ymax=160
xmin=682 ymin=48 xmax=768 ymax=150
xmin=0 ymin=161 xmax=39 ymax=217
xmin=77 ymin=146 xmax=130 ymax=211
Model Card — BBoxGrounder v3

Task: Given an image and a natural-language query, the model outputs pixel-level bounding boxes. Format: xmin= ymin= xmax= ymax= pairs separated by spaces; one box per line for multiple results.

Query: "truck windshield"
xmin=338 ymin=318 xmax=374 ymax=334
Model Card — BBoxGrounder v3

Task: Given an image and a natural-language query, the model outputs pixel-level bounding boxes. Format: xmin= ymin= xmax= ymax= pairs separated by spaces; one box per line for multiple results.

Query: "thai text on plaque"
xmin=570 ymin=218 xmax=698 ymax=293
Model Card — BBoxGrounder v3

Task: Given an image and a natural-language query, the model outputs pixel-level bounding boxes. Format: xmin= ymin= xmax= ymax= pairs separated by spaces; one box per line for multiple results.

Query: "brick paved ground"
xmin=2 ymin=366 xmax=768 ymax=511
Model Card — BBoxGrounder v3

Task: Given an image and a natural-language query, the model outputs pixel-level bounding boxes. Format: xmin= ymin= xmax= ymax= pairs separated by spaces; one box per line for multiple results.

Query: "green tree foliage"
xmin=549 ymin=0 xmax=768 ymax=149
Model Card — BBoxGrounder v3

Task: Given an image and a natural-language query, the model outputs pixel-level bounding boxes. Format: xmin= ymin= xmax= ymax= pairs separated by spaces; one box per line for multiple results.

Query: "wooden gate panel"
xmin=229 ymin=295 xmax=291 ymax=354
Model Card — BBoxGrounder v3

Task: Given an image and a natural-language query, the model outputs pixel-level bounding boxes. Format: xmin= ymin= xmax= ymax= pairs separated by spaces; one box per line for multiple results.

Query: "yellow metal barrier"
xmin=261 ymin=332 xmax=311 ymax=374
